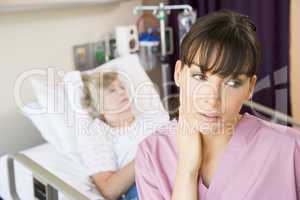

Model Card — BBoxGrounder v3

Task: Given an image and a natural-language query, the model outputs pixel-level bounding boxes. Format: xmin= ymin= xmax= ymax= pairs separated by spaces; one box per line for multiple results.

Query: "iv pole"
xmin=134 ymin=3 xmax=193 ymax=111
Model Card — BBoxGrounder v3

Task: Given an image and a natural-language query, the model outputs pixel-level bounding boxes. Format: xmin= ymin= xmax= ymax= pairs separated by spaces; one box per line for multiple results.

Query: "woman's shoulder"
xmin=247 ymin=113 xmax=300 ymax=144
xmin=137 ymin=119 xmax=177 ymax=154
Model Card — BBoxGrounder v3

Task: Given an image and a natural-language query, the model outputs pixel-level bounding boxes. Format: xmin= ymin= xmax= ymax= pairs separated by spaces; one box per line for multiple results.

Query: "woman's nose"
xmin=204 ymin=94 xmax=221 ymax=108
xmin=195 ymin=82 xmax=222 ymax=109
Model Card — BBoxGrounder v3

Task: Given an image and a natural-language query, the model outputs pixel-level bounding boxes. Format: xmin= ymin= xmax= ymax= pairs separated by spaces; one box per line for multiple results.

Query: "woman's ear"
xmin=174 ymin=60 xmax=182 ymax=87
xmin=248 ymin=75 xmax=257 ymax=99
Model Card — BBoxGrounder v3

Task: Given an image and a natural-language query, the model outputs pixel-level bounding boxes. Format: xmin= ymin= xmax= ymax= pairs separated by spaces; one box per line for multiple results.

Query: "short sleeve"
xmin=135 ymin=142 xmax=164 ymax=200
xmin=77 ymin=118 xmax=118 ymax=176
xmin=295 ymin=139 xmax=300 ymax=198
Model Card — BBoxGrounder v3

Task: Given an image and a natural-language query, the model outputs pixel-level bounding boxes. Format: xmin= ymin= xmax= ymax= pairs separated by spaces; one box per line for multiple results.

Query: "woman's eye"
xmin=226 ymin=79 xmax=242 ymax=88
xmin=192 ymin=73 xmax=207 ymax=81
xmin=109 ymin=88 xmax=116 ymax=92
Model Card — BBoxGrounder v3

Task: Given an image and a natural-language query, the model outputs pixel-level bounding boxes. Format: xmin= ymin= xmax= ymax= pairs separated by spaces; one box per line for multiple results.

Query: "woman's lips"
xmin=198 ymin=112 xmax=221 ymax=123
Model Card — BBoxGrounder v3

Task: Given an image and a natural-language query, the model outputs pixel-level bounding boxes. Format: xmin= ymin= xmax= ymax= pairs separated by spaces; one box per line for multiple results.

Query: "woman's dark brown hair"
xmin=180 ymin=9 xmax=260 ymax=78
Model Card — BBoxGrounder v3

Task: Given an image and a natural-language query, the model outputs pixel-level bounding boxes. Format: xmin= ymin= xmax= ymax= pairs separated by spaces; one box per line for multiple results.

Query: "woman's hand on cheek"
xmin=176 ymin=104 xmax=203 ymax=173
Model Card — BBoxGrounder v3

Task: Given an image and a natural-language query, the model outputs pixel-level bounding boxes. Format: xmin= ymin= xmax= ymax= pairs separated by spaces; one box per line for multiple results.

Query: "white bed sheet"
xmin=0 ymin=143 xmax=104 ymax=200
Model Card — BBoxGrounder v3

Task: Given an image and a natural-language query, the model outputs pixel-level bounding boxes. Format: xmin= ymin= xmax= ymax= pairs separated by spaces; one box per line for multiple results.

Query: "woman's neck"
xmin=201 ymin=114 xmax=242 ymax=160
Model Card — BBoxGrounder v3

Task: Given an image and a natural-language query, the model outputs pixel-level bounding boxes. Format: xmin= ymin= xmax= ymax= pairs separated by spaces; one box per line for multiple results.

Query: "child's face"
xmin=101 ymin=79 xmax=131 ymax=115
xmin=174 ymin=51 xmax=256 ymax=135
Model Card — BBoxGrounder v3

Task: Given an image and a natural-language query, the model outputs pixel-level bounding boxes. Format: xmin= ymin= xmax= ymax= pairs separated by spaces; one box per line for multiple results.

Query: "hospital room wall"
xmin=0 ymin=0 xmax=141 ymax=156
xmin=291 ymin=0 xmax=300 ymax=124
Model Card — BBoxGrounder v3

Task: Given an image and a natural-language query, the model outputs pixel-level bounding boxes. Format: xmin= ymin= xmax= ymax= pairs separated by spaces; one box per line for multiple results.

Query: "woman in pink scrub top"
xmin=135 ymin=9 xmax=300 ymax=200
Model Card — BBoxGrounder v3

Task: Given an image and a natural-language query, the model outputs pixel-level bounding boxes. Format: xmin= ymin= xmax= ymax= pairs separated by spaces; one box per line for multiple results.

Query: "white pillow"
xmin=22 ymin=102 xmax=85 ymax=163
xmin=30 ymin=77 xmax=66 ymax=114
xmin=29 ymin=78 xmax=83 ymax=162
xmin=30 ymin=54 xmax=166 ymax=161
xmin=22 ymin=102 xmax=62 ymax=151
xmin=77 ymin=54 xmax=165 ymax=115
xmin=62 ymin=54 xmax=167 ymax=160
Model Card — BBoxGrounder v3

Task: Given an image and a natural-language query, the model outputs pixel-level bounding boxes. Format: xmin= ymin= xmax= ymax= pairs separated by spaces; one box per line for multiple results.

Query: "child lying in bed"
xmin=76 ymin=71 xmax=169 ymax=200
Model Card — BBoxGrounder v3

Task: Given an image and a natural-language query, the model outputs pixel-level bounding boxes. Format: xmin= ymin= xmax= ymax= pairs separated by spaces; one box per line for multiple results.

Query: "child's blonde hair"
xmin=82 ymin=71 xmax=119 ymax=120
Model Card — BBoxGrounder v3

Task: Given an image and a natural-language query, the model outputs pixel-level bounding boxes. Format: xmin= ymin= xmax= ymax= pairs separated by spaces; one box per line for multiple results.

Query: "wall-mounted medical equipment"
xmin=73 ymin=33 xmax=117 ymax=71
xmin=116 ymin=25 xmax=139 ymax=56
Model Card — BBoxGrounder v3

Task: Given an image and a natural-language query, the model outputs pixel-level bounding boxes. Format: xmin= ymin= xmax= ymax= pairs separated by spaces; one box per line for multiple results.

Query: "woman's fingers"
xmin=178 ymin=105 xmax=202 ymax=134
xmin=176 ymin=105 xmax=202 ymax=171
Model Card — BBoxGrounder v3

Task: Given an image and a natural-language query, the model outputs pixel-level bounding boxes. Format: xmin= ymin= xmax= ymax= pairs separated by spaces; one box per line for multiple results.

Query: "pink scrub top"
xmin=135 ymin=113 xmax=300 ymax=200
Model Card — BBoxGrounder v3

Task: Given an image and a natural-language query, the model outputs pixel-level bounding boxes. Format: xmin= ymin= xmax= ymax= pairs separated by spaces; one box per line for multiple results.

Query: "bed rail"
xmin=6 ymin=153 xmax=91 ymax=200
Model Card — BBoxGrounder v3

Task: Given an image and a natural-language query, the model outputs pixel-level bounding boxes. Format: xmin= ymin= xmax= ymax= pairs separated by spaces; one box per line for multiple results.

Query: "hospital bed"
xmin=2 ymin=53 xmax=297 ymax=200
xmin=0 ymin=143 xmax=103 ymax=200
xmin=0 ymin=54 xmax=165 ymax=200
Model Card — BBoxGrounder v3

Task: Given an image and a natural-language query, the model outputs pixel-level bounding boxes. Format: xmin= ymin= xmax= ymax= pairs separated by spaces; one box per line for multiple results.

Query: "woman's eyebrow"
xmin=191 ymin=62 xmax=205 ymax=68
xmin=190 ymin=63 xmax=206 ymax=73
